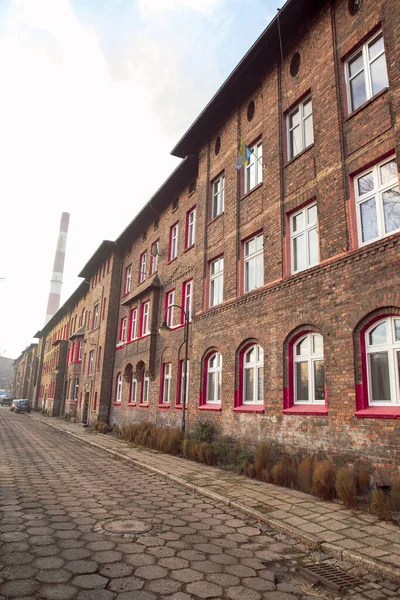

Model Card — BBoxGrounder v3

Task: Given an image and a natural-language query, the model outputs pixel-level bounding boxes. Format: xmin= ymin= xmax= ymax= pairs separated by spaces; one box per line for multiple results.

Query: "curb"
xmin=31 ymin=415 xmax=400 ymax=582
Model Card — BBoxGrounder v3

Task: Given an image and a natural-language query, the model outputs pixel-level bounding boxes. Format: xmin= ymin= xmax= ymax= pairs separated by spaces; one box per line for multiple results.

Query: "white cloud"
xmin=137 ymin=0 xmax=225 ymax=18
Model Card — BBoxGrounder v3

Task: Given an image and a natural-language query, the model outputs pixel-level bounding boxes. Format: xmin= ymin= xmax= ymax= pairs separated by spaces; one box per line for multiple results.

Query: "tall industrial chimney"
xmin=45 ymin=212 xmax=70 ymax=324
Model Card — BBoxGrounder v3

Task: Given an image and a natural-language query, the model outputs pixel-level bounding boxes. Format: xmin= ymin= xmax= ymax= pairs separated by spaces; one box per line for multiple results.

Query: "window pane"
xmin=289 ymin=108 xmax=300 ymax=128
xmin=357 ymin=171 xmax=374 ymax=196
xmin=292 ymin=212 xmax=304 ymax=233
xmin=256 ymin=234 xmax=263 ymax=251
xmin=395 ymin=320 xmax=400 ymax=342
xmin=290 ymin=125 xmax=302 ymax=158
xmin=360 ymin=197 xmax=378 ymax=242
xmin=245 ymin=368 xmax=254 ymax=402
xmin=209 ymin=354 xmax=216 ymax=368
xmin=380 ymin=160 xmax=397 ymax=185
xmin=207 ymin=372 xmax=215 ymax=402
xmin=370 ymin=352 xmax=391 ymax=402
xmin=383 ymin=187 xmax=400 ymax=234
xmin=304 ymin=114 xmax=313 ymax=148
xmin=245 ymin=347 xmax=255 ymax=363
xmin=314 ymin=360 xmax=325 ymax=401
xmin=245 ymin=261 xmax=254 ymax=291
xmin=296 ymin=337 xmax=309 ymax=356
xmin=370 ymin=53 xmax=389 ymax=96
xmin=368 ymin=35 xmax=384 ymax=60
xmin=307 ymin=205 xmax=317 ymax=225
xmin=293 ymin=234 xmax=305 ymax=271
xmin=296 ymin=362 xmax=309 ymax=401
xmin=349 ymin=52 xmax=363 ymax=77
xmin=369 ymin=321 xmax=387 ymax=346
xmin=313 ymin=334 xmax=323 ymax=355
xmin=308 ymin=227 xmax=319 ymax=267
xmin=303 ymin=97 xmax=312 ymax=118
xmin=350 ymin=72 xmax=366 ymax=111
xmin=217 ymin=372 xmax=222 ymax=402
xmin=255 ymin=254 xmax=263 ymax=287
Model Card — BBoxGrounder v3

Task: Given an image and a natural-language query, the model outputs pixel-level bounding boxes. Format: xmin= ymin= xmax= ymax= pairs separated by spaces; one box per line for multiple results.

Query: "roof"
xmin=78 ymin=240 xmax=116 ymax=279
xmin=171 ymin=0 xmax=324 ymax=158
xmin=34 ymin=280 xmax=89 ymax=339
xmin=116 ymin=156 xmax=198 ymax=251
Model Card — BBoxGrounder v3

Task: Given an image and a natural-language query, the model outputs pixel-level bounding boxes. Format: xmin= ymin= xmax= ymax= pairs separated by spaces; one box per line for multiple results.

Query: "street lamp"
xmin=159 ymin=304 xmax=190 ymax=434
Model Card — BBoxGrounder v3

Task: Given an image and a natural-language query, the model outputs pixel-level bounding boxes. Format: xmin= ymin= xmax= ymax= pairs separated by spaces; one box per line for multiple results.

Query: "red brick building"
xmin=110 ymin=0 xmax=400 ymax=475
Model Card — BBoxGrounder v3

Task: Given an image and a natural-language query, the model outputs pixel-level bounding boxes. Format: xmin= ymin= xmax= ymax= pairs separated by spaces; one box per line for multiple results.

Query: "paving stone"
xmin=225 ymin=564 xmax=257 ymax=577
xmin=36 ymin=569 xmax=72 ymax=583
xmin=262 ymin=593 xmax=298 ymax=600
xmin=126 ymin=553 xmax=156 ymax=567
xmin=206 ymin=573 xmax=240 ymax=586
xmin=186 ymin=581 xmax=223 ymax=598
xmin=1 ymin=552 xmax=34 ymax=565
xmin=90 ymin=550 xmax=122 ymax=563
xmin=0 ymin=578 xmax=39 ymax=598
xmin=39 ymin=584 xmax=78 ymax=599
xmin=116 ymin=591 xmax=156 ymax=600
xmin=66 ymin=560 xmax=99 ymax=574
xmin=134 ymin=565 xmax=168 ymax=580
xmin=72 ymin=574 xmax=110 ymax=589
xmin=86 ymin=540 xmax=116 ymax=551
xmin=108 ymin=576 xmax=145 ymax=592
xmin=146 ymin=578 xmax=182 ymax=594
xmin=77 ymin=590 xmax=115 ymax=600
xmin=171 ymin=568 xmax=203 ymax=583
xmin=226 ymin=586 xmax=261 ymax=600
xmin=62 ymin=548 xmax=92 ymax=560
xmin=243 ymin=577 xmax=276 ymax=591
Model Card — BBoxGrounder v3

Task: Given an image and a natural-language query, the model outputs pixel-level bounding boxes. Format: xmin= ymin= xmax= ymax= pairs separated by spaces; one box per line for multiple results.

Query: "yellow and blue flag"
xmin=236 ymin=137 xmax=252 ymax=170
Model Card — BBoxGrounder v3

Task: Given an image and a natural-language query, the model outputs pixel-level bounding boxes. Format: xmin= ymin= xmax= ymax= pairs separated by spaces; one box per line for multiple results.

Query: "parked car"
xmin=10 ymin=399 xmax=20 ymax=411
xmin=14 ymin=399 xmax=31 ymax=414
xmin=0 ymin=397 xmax=12 ymax=406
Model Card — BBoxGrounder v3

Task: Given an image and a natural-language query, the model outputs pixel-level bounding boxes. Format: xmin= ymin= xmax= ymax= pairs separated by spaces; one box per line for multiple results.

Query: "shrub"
xmin=183 ymin=438 xmax=198 ymax=461
xmin=335 ymin=467 xmax=356 ymax=508
xmin=313 ymin=460 xmax=336 ymax=501
xmin=213 ymin=436 xmax=244 ymax=470
xmin=297 ymin=457 xmax=314 ymax=494
xmin=389 ymin=474 xmax=400 ymax=512
xmin=112 ymin=424 xmax=120 ymax=437
xmin=271 ymin=462 xmax=286 ymax=486
xmin=191 ymin=421 xmax=215 ymax=444
xmin=167 ymin=428 xmax=184 ymax=456
xmin=95 ymin=421 xmax=110 ymax=434
xmin=198 ymin=442 xmax=215 ymax=466
xmin=357 ymin=464 xmax=370 ymax=495
xmin=371 ymin=489 xmax=390 ymax=520
xmin=254 ymin=443 xmax=273 ymax=480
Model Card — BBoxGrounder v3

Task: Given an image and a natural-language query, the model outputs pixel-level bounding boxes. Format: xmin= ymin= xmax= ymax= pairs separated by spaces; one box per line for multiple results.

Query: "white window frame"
xmin=93 ymin=303 xmax=99 ymax=330
xmin=294 ymin=333 xmax=325 ymax=404
xmin=130 ymin=307 xmax=138 ymax=340
xmin=170 ymin=223 xmax=179 ymax=261
xmin=355 ymin=157 xmax=399 ymax=246
xmin=77 ymin=340 xmax=82 ymax=362
xmin=116 ymin=373 xmax=122 ymax=403
xmin=346 ymin=31 xmax=388 ymax=114
xmin=243 ymin=344 xmax=264 ymax=404
xmin=187 ymin=207 xmax=196 ymax=247
xmin=139 ymin=252 xmax=147 ymax=284
xmin=130 ymin=373 xmax=137 ymax=403
xmin=142 ymin=374 xmax=150 ymax=403
xmin=209 ymin=257 xmax=224 ymax=307
xmin=162 ymin=363 xmax=172 ymax=404
xmin=88 ymin=350 xmax=94 ymax=376
xmin=73 ymin=378 xmax=79 ymax=400
xmin=244 ymin=233 xmax=264 ymax=292
xmin=141 ymin=301 xmax=150 ymax=336
xmin=120 ymin=317 xmax=127 ymax=342
xmin=180 ymin=359 xmax=190 ymax=405
xmin=125 ymin=265 xmax=132 ymax=294
xmin=212 ymin=174 xmax=225 ymax=219
xmin=366 ymin=317 xmax=400 ymax=406
xmin=150 ymin=242 xmax=158 ymax=275
xmin=183 ymin=280 xmax=193 ymax=322
xmin=245 ymin=141 xmax=263 ymax=193
xmin=166 ymin=290 xmax=175 ymax=327
xmin=287 ymin=96 xmax=313 ymax=160
xmin=207 ymin=352 xmax=222 ymax=404
xmin=290 ymin=203 xmax=319 ymax=274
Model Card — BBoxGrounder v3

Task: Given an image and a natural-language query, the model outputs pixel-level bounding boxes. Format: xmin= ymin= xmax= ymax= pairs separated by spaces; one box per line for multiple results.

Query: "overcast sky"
xmin=0 ymin=0 xmax=281 ymax=360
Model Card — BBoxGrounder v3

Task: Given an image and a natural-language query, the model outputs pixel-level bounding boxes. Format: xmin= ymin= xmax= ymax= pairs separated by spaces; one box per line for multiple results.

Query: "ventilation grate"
xmin=300 ymin=564 xmax=361 ymax=591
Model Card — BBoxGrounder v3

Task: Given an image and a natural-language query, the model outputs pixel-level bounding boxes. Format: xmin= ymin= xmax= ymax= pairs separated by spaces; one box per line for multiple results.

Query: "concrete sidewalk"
xmin=29 ymin=413 xmax=400 ymax=582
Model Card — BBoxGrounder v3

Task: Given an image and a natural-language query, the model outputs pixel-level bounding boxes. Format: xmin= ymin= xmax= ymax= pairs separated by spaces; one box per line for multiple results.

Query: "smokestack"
xmin=45 ymin=212 xmax=70 ymax=325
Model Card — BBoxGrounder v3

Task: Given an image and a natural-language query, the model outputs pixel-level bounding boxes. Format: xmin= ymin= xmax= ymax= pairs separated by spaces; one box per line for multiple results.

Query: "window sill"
xmin=184 ymin=244 xmax=194 ymax=253
xmin=127 ymin=402 xmax=136 ymax=407
xmin=283 ymin=405 xmax=328 ymax=416
xmin=199 ymin=404 xmax=222 ymax=411
xmin=345 ymin=87 xmax=388 ymax=121
xmin=158 ymin=403 xmax=171 ymax=409
xmin=66 ymin=399 xmax=78 ymax=403
xmin=139 ymin=403 xmax=149 ymax=408
xmin=168 ymin=257 xmax=178 ymax=265
xmin=113 ymin=402 xmax=121 ymax=406
xmin=233 ymin=405 xmax=264 ymax=413
xmin=240 ymin=182 xmax=262 ymax=202
xmin=115 ymin=344 xmax=125 ymax=351
xmin=355 ymin=407 xmax=400 ymax=419
xmin=285 ymin=143 xmax=314 ymax=167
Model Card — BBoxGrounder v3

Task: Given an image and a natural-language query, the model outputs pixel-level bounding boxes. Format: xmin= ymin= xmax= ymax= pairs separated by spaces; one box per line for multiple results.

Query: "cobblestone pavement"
xmin=0 ymin=410 xmax=399 ymax=600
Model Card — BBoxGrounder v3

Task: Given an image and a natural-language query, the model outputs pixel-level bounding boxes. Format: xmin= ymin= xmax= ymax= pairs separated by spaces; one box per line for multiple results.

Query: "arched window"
xmin=243 ymin=344 xmax=263 ymax=404
xmin=207 ymin=353 xmax=222 ymax=404
xmin=294 ymin=333 xmax=324 ymax=404
xmin=366 ymin=317 xmax=400 ymax=405
xmin=115 ymin=373 xmax=122 ymax=403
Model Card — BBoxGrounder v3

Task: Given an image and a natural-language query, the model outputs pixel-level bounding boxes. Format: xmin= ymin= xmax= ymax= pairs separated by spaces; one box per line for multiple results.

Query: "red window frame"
xmin=138 ymin=251 xmax=147 ymax=284
xmin=115 ymin=373 xmax=122 ymax=403
xmin=119 ymin=317 xmax=127 ymax=343
xmin=283 ymin=329 xmax=328 ymax=416
xmin=234 ymin=342 xmax=265 ymax=413
xmin=124 ymin=265 xmax=132 ymax=295
xmin=200 ymin=351 xmax=222 ymax=410
xmin=150 ymin=240 xmax=159 ymax=275
xmin=165 ymin=289 xmax=175 ymax=327
xmin=140 ymin=300 xmax=150 ymax=337
xmin=181 ymin=279 xmax=193 ymax=323
xmin=129 ymin=307 xmax=138 ymax=340
xmin=93 ymin=392 xmax=98 ymax=412
xmin=159 ymin=363 xmax=172 ymax=408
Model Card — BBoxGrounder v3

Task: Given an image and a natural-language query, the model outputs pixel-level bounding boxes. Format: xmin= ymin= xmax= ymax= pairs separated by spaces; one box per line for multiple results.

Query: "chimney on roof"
xmin=45 ymin=212 xmax=70 ymax=325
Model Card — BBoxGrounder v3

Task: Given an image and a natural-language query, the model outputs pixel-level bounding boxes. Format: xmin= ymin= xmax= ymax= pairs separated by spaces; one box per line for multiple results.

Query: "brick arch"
xmin=135 ymin=361 xmax=145 ymax=382
xmin=160 ymin=346 xmax=172 ymax=364
xmin=123 ymin=363 xmax=133 ymax=383
xmin=342 ymin=294 xmax=400 ymax=332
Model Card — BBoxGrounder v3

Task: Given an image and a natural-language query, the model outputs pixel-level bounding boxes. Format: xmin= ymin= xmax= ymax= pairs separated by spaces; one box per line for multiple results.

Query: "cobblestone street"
xmin=0 ymin=410 xmax=399 ymax=600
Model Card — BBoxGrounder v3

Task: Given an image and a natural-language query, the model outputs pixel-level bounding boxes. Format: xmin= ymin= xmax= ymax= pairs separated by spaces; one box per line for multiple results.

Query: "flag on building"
xmin=236 ymin=137 xmax=252 ymax=170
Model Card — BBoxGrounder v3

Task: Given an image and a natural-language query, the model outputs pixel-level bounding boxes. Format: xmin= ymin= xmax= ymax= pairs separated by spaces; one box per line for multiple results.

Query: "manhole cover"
xmin=95 ymin=518 xmax=152 ymax=537
xmin=300 ymin=564 xmax=361 ymax=591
